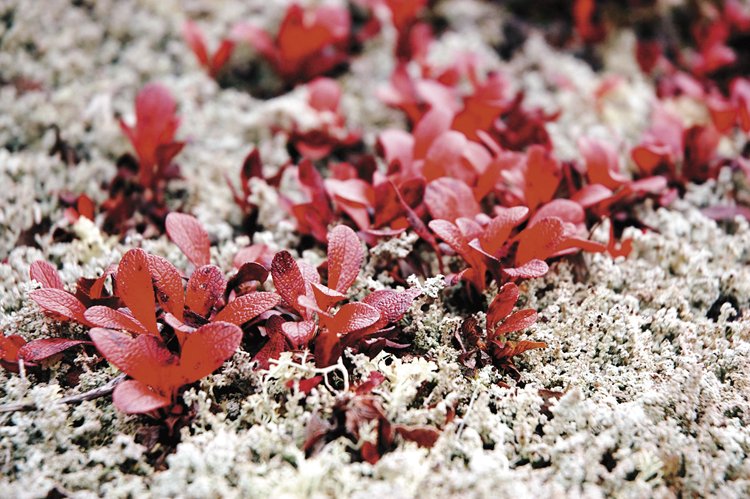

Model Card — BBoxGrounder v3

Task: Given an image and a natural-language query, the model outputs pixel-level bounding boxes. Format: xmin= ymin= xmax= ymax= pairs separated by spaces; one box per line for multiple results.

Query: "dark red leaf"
xmin=487 ymin=283 xmax=519 ymax=334
xmin=18 ymin=338 xmax=89 ymax=362
xmin=185 ymin=265 xmax=226 ymax=317
xmin=147 ymin=254 xmax=185 ymax=320
xmin=394 ymin=425 xmax=440 ymax=448
xmin=494 ymin=309 xmax=538 ymax=336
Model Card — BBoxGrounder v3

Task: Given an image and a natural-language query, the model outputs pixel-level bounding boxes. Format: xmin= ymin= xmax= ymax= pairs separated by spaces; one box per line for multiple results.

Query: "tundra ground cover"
xmin=1 ymin=0 xmax=750 ymax=497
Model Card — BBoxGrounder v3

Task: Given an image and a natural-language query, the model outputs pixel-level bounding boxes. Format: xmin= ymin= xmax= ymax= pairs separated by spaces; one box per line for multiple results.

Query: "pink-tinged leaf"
xmin=271 ymin=251 xmax=307 ymax=314
xmin=112 ymin=379 xmax=172 ymax=414
xmin=630 ymin=176 xmax=668 ymax=194
xmin=327 ymin=225 xmax=363 ymax=294
xmin=515 ymin=217 xmax=566 ymax=265
xmin=116 ymin=249 xmax=159 ymax=335
xmin=571 ymin=184 xmax=613 ymax=208
xmin=487 ymin=283 xmax=519 ymax=334
xmin=183 ymin=21 xmax=210 ymax=68
xmin=362 ymin=288 xmax=421 ymax=329
xmin=354 ymin=370 xmax=386 ymax=395
xmin=494 ymin=309 xmax=538 ymax=336
xmin=502 ymin=259 xmax=549 ymax=279
xmin=327 ymin=302 xmax=381 ymax=335
xmin=311 ymin=283 xmax=347 ymax=311
xmin=253 ymin=316 xmax=287 ymax=370
xmin=480 ymin=206 xmax=529 ymax=256
xmin=89 ymin=328 xmax=179 ymax=392
xmin=29 ymin=288 xmax=91 ymax=325
xmin=147 ymin=254 xmax=185 ymax=320
xmin=84 ymin=306 xmax=149 ymax=334
xmin=165 ymin=212 xmax=211 ymax=267
xmin=394 ymin=425 xmax=440 ymax=448
xmin=525 ymin=145 xmax=561 ymax=210
xmin=429 ymin=219 xmax=470 ymax=257
xmin=308 ymin=77 xmax=341 ymax=112
xmin=413 ymin=107 xmax=453 ymax=159
xmin=424 ymin=178 xmax=481 ymax=222
xmin=185 ymin=265 xmax=226 ymax=318
xmin=213 ymin=291 xmax=280 ymax=325
xmin=281 ymin=320 xmax=317 ymax=349
xmin=179 ymin=321 xmax=243 ymax=383
xmin=29 ymin=261 xmax=64 ymax=289
xmin=18 ymin=338 xmax=89 ymax=362
xmin=530 ymin=199 xmax=585 ymax=226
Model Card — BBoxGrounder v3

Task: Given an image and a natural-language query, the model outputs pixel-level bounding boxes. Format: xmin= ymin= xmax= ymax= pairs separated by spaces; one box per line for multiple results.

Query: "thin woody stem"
xmin=0 ymin=374 xmax=126 ymax=414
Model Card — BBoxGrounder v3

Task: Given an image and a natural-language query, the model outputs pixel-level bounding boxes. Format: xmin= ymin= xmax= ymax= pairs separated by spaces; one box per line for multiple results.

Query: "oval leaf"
xmin=213 ymin=291 xmax=280 ymax=325
xmin=327 ymin=225 xmax=363 ymax=294
xmin=166 ymin=212 xmax=211 ymax=267
xmin=116 ymin=249 xmax=159 ymax=335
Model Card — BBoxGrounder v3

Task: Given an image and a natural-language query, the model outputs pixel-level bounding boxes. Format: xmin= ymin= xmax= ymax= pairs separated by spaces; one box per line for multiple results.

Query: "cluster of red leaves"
xmin=267 ymin=224 xmax=420 ymax=367
xmin=18 ymin=214 xmax=424 ymax=415
xmin=454 ymin=282 xmax=544 ymax=377
xmin=304 ymin=371 xmax=440 ymax=464
xmin=24 ymin=213 xmax=278 ymax=413
xmin=59 ymin=84 xmax=185 ymax=238
xmin=185 ymin=4 xmax=353 ymax=89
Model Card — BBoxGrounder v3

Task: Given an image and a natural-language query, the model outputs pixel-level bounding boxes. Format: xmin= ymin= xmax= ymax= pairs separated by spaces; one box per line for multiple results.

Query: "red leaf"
xmin=84 ymin=306 xmax=149 ymax=334
xmin=281 ymin=320 xmax=317 ymax=349
xmin=311 ymin=283 xmax=347 ymax=311
xmin=480 ymin=206 xmax=529 ymax=256
xmin=253 ymin=316 xmax=287 ymax=370
xmin=178 ymin=321 xmax=243 ymax=383
xmin=327 ymin=303 xmax=381 ymax=335
xmin=90 ymin=328 xmax=179 ymax=392
xmin=183 ymin=21 xmax=210 ymax=68
xmin=166 ymin=212 xmax=211 ymax=267
xmin=354 ymin=370 xmax=386 ymax=394
xmin=185 ymin=265 xmax=226 ymax=317
xmin=362 ymin=287 xmax=421 ymax=329
xmin=147 ymin=255 xmax=185 ymax=320
xmin=29 ymin=261 xmax=64 ymax=289
xmin=29 ymin=288 xmax=91 ymax=325
xmin=287 ymin=375 xmax=323 ymax=393
xmin=424 ymin=178 xmax=481 ymax=222
xmin=494 ymin=309 xmax=537 ymax=336
xmin=487 ymin=283 xmax=519 ymax=334
xmin=525 ymin=145 xmax=561 ymax=210
xmin=327 ymin=225 xmax=363 ymax=294
xmin=18 ymin=338 xmax=89 ymax=362
xmin=515 ymin=217 xmax=565 ymax=265
xmin=530 ymin=199 xmax=584 ymax=226
xmin=116 ymin=249 xmax=159 ymax=335
xmin=213 ymin=291 xmax=280 ymax=325
xmin=394 ymin=425 xmax=440 ymax=448
xmin=112 ymin=379 xmax=172 ymax=414
xmin=502 ymin=259 xmax=549 ymax=279
xmin=271 ymin=251 xmax=308 ymax=315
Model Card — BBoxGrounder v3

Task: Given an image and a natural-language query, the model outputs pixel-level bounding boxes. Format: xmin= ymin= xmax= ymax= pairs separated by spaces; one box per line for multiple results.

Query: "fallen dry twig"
xmin=0 ymin=374 xmax=126 ymax=413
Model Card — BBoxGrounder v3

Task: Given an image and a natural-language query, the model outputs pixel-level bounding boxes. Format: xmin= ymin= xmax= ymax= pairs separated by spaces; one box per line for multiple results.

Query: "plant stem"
xmin=0 ymin=374 xmax=126 ymax=413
